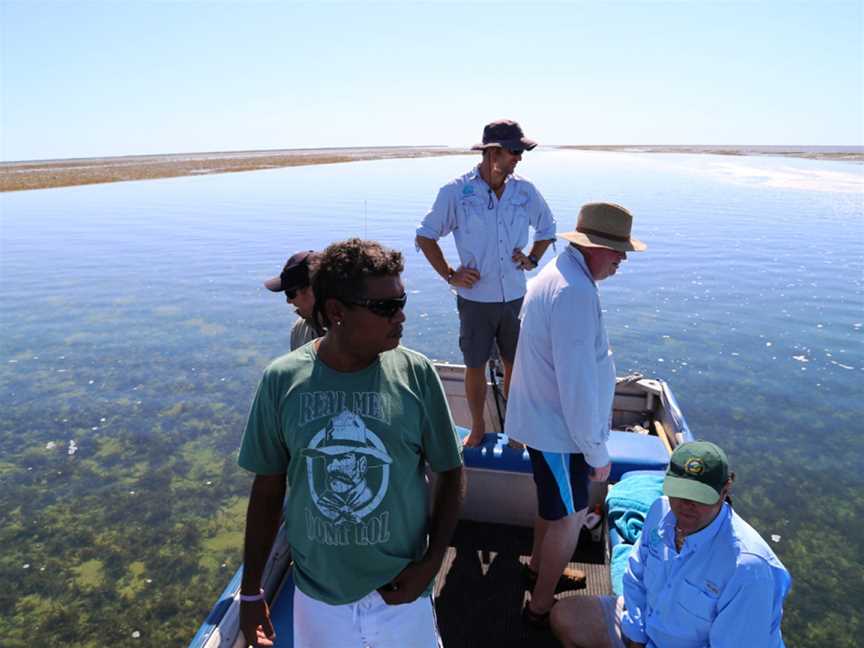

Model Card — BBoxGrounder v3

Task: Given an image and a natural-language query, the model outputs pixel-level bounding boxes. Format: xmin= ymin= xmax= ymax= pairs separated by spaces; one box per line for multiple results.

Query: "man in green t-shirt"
xmin=239 ymin=238 xmax=465 ymax=648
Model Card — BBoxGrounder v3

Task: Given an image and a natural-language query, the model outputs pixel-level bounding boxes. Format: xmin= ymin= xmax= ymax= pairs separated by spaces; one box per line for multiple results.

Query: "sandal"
xmin=521 ymin=563 xmax=587 ymax=592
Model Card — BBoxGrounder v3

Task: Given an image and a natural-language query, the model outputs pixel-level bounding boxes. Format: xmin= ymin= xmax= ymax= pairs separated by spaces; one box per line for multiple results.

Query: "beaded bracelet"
xmin=239 ymin=589 xmax=265 ymax=602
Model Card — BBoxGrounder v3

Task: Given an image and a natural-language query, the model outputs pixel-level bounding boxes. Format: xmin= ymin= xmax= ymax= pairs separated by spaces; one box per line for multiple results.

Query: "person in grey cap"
xmin=551 ymin=441 xmax=792 ymax=648
xmin=415 ymin=119 xmax=557 ymax=447
xmin=264 ymin=250 xmax=322 ymax=350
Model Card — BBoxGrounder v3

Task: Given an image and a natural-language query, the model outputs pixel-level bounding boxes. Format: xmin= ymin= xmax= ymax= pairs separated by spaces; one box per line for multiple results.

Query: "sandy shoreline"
xmin=0 ymin=147 xmax=471 ymax=192
xmin=2 ymin=145 xmax=860 ymax=192
xmin=558 ymin=144 xmax=864 ymax=162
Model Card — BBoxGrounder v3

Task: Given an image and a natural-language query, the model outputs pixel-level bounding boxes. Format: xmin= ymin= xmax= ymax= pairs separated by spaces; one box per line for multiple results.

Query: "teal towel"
xmin=610 ymin=543 xmax=634 ymax=596
xmin=606 ymin=474 xmax=664 ymax=543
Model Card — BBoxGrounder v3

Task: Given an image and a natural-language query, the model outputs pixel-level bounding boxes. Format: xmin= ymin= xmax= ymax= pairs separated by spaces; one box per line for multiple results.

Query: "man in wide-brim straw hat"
xmin=504 ymin=202 xmax=645 ymax=628
xmin=415 ymin=119 xmax=557 ymax=448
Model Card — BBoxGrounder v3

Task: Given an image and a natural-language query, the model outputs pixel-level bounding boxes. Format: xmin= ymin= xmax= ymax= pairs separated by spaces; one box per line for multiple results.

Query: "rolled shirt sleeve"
xmin=416 ymin=185 xmax=456 ymax=242
xmin=530 ymin=189 xmax=557 ymax=241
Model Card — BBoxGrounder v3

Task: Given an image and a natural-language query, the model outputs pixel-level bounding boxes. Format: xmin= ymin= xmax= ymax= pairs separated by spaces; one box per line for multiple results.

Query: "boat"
xmin=189 ymin=361 xmax=693 ymax=648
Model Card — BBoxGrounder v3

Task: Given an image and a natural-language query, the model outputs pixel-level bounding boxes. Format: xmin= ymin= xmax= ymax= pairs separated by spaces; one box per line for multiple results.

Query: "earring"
xmin=336 ymin=320 xmax=343 ymax=327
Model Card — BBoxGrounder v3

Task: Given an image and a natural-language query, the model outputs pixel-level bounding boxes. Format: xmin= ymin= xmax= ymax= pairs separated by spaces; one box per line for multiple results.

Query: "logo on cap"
xmin=684 ymin=457 xmax=705 ymax=475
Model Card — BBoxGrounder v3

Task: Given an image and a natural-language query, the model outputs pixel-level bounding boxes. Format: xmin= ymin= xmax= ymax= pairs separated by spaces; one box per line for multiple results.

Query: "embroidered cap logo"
xmin=684 ymin=457 xmax=705 ymax=476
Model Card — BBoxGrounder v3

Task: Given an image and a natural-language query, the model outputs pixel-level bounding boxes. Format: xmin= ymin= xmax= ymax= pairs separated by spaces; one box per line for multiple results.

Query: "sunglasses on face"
xmin=506 ymin=148 xmax=524 ymax=156
xmin=340 ymin=292 xmax=407 ymax=318
xmin=285 ymin=288 xmax=298 ymax=300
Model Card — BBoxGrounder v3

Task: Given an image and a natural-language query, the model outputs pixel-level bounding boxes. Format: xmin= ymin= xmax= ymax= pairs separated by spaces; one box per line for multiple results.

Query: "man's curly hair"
xmin=312 ymin=238 xmax=404 ymax=329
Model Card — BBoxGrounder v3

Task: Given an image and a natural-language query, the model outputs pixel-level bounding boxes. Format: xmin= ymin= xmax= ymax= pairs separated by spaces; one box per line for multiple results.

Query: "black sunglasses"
xmin=340 ymin=293 xmax=407 ymax=318
xmin=507 ymin=148 xmax=524 ymax=156
xmin=285 ymin=288 xmax=298 ymax=300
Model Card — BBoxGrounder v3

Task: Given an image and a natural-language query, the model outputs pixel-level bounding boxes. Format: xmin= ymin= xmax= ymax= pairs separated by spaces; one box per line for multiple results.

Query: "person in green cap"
xmin=551 ymin=441 xmax=792 ymax=648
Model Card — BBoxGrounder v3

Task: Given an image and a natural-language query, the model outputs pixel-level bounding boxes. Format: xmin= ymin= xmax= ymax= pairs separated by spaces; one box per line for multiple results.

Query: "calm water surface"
xmin=1 ymin=151 xmax=862 ymax=647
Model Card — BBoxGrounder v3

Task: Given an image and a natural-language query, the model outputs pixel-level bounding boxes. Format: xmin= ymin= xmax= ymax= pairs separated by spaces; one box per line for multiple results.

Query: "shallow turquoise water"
xmin=1 ymin=151 xmax=862 ymax=646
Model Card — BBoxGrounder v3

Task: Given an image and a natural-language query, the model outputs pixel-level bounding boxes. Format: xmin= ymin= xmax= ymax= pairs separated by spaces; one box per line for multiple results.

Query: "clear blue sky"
xmin=2 ymin=1 xmax=862 ymax=161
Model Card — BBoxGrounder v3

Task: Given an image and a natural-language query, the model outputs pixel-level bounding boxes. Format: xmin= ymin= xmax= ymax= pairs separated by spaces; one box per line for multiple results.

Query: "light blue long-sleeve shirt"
xmin=504 ymin=246 xmax=615 ymax=467
xmin=416 ymin=166 xmax=556 ymax=303
xmin=622 ymin=496 xmax=792 ymax=648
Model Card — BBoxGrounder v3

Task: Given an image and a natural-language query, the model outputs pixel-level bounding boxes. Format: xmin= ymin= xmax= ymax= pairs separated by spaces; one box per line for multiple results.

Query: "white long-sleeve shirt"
xmin=504 ymin=245 xmax=615 ymax=467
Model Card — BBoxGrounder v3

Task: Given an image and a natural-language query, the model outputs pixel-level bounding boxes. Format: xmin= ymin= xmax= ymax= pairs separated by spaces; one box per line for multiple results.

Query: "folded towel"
xmin=606 ymin=473 xmax=664 ymax=544
xmin=610 ymin=542 xmax=634 ymax=596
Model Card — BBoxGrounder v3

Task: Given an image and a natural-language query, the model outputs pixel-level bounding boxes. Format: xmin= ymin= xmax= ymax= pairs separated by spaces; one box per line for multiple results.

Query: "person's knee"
xmin=550 ymin=599 xmax=581 ymax=648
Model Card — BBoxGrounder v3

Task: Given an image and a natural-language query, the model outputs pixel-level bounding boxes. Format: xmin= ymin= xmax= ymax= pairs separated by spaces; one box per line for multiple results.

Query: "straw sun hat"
xmin=557 ymin=202 xmax=647 ymax=253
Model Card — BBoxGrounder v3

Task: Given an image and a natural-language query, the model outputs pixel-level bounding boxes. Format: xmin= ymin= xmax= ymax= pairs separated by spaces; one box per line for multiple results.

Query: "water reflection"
xmin=1 ymin=151 xmax=862 ymax=646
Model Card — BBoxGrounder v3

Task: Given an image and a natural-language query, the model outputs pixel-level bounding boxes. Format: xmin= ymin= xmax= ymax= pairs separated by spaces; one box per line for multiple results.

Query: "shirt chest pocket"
xmin=505 ymin=193 xmax=530 ymax=248
xmin=457 ymin=196 xmax=487 ymax=238
xmin=675 ymin=578 xmax=718 ymax=638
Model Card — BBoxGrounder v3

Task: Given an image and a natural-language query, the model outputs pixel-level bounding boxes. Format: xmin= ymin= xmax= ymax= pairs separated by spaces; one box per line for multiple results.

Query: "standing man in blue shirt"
xmin=415 ymin=119 xmax=556 ymax=446
xmin=550 ymin=441 xmax=792 ymax=648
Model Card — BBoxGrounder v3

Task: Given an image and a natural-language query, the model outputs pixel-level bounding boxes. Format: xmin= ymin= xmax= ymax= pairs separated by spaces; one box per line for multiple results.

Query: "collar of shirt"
xmin=467 ymin=164 xmax=514 ymax=198
xmin=660 ymin=501 xmax=730 ymax=553
xmin=564 ymin=244 xmax=597 ymax=286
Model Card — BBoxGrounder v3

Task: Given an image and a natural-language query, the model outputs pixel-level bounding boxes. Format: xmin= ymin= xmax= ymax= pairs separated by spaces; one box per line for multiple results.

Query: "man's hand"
xmin=449 ymin=266 xmax=481 ymax=288
xmin=511 ymin=248 xmax=536 ymax=270
xmin=589 ymin=461 xmax=611 ymax=482
xmin=377 ymin=555 xmax=440 ymax=605
xmin=239 ymin=599 xmax=275 ymax=647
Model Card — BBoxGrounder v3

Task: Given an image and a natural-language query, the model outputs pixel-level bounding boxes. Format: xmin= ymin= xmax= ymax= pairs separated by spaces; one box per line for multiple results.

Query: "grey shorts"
xmin=599 ymin=595 xmax=626 ymax=648
xmin=456 ymin=296 xmax=523 ymax=367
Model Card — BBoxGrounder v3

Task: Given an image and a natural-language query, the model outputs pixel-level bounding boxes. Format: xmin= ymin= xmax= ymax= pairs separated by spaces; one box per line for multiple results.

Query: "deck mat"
xmin=434 ymin=520 xmax=610 ymax=648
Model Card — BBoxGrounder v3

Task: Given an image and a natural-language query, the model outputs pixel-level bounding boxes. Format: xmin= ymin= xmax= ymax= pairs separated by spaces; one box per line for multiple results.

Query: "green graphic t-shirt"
xmin=238 ymin=343 xmax=463 ymax=605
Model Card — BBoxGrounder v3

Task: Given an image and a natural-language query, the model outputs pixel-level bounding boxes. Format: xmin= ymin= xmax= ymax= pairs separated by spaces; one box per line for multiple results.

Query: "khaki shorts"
xmin=456 ymin=296 xmax=522 ymax=367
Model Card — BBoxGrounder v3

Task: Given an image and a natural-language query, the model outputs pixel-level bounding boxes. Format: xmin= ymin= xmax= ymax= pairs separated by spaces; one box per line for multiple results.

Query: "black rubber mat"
xmin=434 ymin=520 xmax=610 ymax=648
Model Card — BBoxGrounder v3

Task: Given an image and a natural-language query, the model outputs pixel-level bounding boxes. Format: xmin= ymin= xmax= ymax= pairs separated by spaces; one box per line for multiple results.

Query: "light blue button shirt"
xmin=621 ymin=496 xmax=792 ymax=648
xmin=416 ymin=166 xmax=556 ymax=303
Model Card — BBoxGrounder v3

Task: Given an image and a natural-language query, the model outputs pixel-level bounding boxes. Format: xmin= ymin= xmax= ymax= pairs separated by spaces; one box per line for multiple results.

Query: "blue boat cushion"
xmin=458 ymin=427 xmax=669 ymax=481
xmin=460 ymin=431 xmax=533 ymax=473
xmin=606 ymin=431 xmax=669 ymax=482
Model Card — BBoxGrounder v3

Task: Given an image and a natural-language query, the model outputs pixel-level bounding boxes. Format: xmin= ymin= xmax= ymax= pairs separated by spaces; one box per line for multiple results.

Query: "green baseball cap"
xmin=663 ymin=441 xmax=729 ymax=505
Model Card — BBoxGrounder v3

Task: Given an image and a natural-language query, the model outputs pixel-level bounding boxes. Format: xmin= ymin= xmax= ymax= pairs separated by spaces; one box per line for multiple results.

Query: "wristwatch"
xmin=445 ymin=268 xmax=456 ymax=284
xmin=527 ymin=254 xmax=539 ymax=269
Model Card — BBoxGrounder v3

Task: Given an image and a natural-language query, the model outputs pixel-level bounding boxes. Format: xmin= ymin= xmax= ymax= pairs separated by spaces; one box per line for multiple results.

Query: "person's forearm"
xmin=528 ymin=239 xmax=553 ymax=262
xmin=415 ymin=236 xmax=452 ymax=281
xmin=426 ymin=466 xmax=465 ymax=563
xmin=240 ymin=475 xmax=286 ymax=594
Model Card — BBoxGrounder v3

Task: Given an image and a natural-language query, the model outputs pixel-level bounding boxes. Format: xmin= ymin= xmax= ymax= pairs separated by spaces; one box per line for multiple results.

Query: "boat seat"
xmin=459 ymin=428 xmax=669 ymax=481
xmin=607 ymin=432 xmax=669 ymax=481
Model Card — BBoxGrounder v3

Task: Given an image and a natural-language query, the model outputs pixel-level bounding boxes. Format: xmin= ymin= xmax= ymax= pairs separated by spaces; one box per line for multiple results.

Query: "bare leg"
xmin=529 ymin=515 xmax=550 ymax=573
xmin=529 ymin=508 xmax=586 ymax=613
xmin=551 ymin=596 xmax=617 ymax=648
xmin=463 ymin=365 xmax=487 ymax=447
xmin=502 ymin=357 xmax=514 ymax=398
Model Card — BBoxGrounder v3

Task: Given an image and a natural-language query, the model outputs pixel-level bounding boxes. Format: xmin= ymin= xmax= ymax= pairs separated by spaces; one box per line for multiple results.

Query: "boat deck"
xmin=434 ymin=520 xmax=609 ymax=648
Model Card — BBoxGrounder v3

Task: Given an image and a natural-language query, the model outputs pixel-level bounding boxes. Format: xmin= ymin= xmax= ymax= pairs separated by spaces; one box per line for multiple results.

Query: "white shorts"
xmin=293 ymin=586 xmax=442 ymax=648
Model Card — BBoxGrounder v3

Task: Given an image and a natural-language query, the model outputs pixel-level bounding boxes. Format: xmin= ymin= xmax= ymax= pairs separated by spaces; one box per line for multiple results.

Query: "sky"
xmin=2 ymin=1 xmax=862 ymax=161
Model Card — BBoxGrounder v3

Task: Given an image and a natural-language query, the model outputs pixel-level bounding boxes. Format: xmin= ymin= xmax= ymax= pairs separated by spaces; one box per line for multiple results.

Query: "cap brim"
xmin=264 ymin=276 xmax=282 ymax=292
xmin=264 ymin=276 xmax=283 ymax=292
xmin=557 ymin=231 xmax=647 ymax=252
xmin=663 ymin=475 xmax=721 ymax=505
